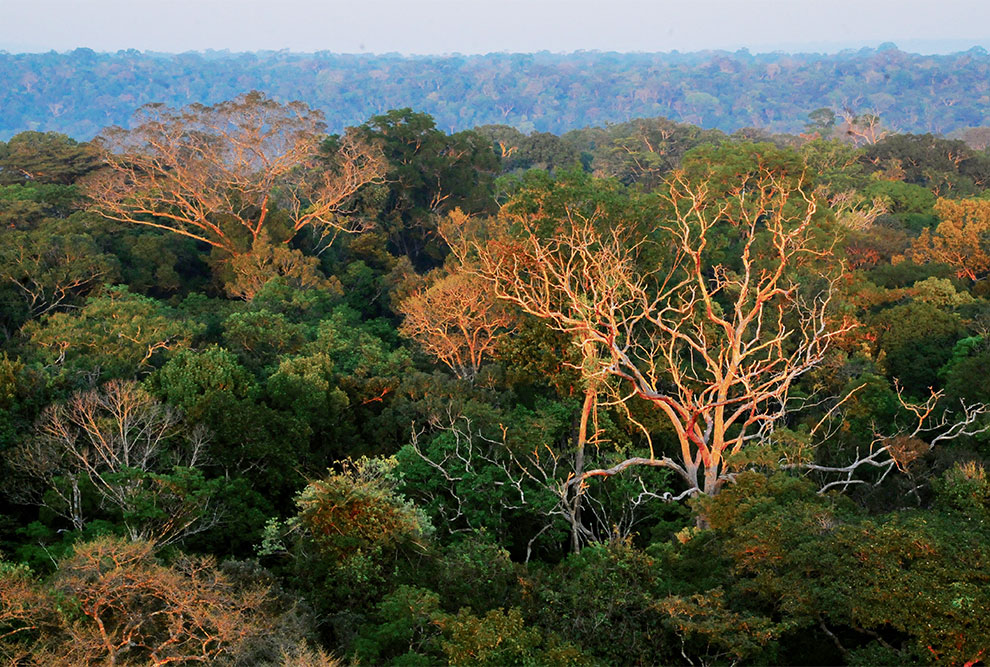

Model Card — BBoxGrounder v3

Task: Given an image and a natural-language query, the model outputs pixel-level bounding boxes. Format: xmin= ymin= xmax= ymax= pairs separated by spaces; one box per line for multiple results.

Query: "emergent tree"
xmin=84 ymin=92 xmax=385 ymax=289
xmin=444 ymin=145 xmax=854 ymax=497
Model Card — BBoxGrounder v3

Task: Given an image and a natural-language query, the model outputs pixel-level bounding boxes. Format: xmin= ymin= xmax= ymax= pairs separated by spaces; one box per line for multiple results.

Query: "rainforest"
xmin=0 ymin=75 xmax=989 ymax=665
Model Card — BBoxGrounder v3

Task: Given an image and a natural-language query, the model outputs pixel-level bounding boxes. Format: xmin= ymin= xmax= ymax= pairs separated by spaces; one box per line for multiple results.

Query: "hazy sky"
xmin=2 ymin=0 xmax=989 ymax=55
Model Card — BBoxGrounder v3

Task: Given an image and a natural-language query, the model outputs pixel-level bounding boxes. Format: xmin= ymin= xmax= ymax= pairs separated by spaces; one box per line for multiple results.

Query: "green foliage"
xmin=0 ymin=132 xmax=100 ymax=185
xmin=910 ymin=276 xmax=975 ymax=307
xmin=353 ymin=585 xmax=443 ymax=664
xmin=24 ymin=285 xmax=202 ymax=382
xmin=108 ymin=465 xmax=220 ymax=536
xmin=223 ymin=231 xmax=340 ymax=301
xmin=0 ymin=183 xmax=83 ymax=219
xmin=660 ymin=588 xmax=791 ymax=664
xmin=355 ymin=109 xmax=498 ymax=269
xmin=866 ymin=260 xmax=955 ymax=289
xmin=249 ymin=277 xmax=341 ymax=324
xmin=864 ymin=179 xmax=936 ymax=216
xmin=222 ymin=309 xmax=310 ymax=372
xmin=438 ymin=607 xmax=586 ymax=666
xmin=0 ymin=353 xmax=46 ymax=452
xmin=941 ymin=336 xmax=990 ymax=412
xmin=5 ymin=519 xmax=116 ymax=574
xmin=678 ymin=471 xmax=990 ymax=665
xmin=266 ymin=353 xmax=349 ymax=431
xmin=932 ymin=460 xmax=990 ymax=518
xmin=395 ymin=400 xmax=569 ymax=547
xmin=528 ymin=540 xmax=672 ymax=665
xmin=592 ymin=117 xmax=725 ymax=190
xmin=148 ymin=345 xmax=309 ymax=544
xmin=283 ymin=458 xmax=433 ymax=650
xmin=497 ymin=316 xmax=582 ymax=395
xmin=425 ymin=535 xmax=521 ymax=615
xmin=107 ymin=230 xmax=204 ymax=298
xmin=871 ymin=301 xmax=966 ymax=396
xmin=799 ymin=138 xmax=867 ymax=192
xmin=863 ymin=133 xmax=985 ymax=194
xmin=4 ymin=91 xmax=990 ymax=665
xmin=296 ymin=457 xmax=430 ymax=560
xmin=150 ymin=345 xmax=255 ymax=412
xmin=0 ymin=222 xmax=119 ymax=327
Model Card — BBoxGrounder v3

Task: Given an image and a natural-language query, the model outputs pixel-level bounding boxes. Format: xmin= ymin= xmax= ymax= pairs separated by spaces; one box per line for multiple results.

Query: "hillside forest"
xmin=1 ymin=91 xmax=990 ymax=665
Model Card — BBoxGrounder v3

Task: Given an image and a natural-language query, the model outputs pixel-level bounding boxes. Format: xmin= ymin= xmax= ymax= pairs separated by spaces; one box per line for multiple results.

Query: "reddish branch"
xmin=443 ymin=157 xmax=854 ymax=496
xmin=84 ymin=92 xmax=385 ymax=257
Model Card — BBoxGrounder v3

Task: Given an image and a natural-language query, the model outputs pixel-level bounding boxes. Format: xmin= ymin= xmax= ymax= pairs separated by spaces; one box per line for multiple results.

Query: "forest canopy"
xmin=1 ymin=90 xmax=990 ymax=666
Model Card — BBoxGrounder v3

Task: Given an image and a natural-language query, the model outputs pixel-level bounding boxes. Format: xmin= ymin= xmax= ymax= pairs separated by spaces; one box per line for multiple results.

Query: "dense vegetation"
xmin=1 ymin=92 xmax=990 ymax=665
xmin=6 ymin=46 xmax=990 ymax=140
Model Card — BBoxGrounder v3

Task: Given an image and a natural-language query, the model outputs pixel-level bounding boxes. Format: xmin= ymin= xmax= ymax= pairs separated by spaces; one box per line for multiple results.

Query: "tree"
xmin=0 ymin=132 xmax=100 ymax=185
xmin=0 ymin=225 xmax=118 ymax=320
xmin=84 ymin=92 xmax=385 ymax=259
xmin=474 ymin=124 xmax=526 ymax=165
xmin=25 ymin=285 xmax=201 ymax=380
xmin=444 ymin=145 xmax=853 ymax=498
xmin=862 ymin=133 xmax=980 ymax=194
xmin=804 ymin=107 xmax=836 ymax=136
xmin=0 ymin=559 xmax=60 ymax=664
xmin=223 ymin=229 xmax=336 ymax=300
xmin=354 ymin=109 xmax=498 ymax=268
xmin=398 ymin=269 xmax=515 ymax=381
xmin=293 ymin=457 xmax=429 ymax=560
xmin=266 ymin=457 xmax=431 ymax=648
xmin=912 ymin=198 xmax=990 ymax=281
xmin=870 ymin=301 xmax=965 ymax=396
xmin=7 ymin=380 xmax=215 ymax=544
xmin=27 ymin=537 xmax=273 ymax=665
xmin=838 ymin=109 xmax=889 ymax=146
xmin=592 ymin=117 xmax=722 ymax=190
xmin=686 ymin=470 xmax=990 ymax=666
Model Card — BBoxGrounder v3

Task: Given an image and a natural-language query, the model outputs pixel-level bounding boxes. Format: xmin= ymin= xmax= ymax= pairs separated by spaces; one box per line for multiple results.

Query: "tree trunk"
xmin=570 ymin=382 xmax=596 ymax=554
xmin=70 ymin=475 xmax=85 ymax=533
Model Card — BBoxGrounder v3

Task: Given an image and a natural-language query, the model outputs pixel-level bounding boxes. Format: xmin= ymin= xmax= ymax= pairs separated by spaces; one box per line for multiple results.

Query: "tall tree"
xmin=355 ymin=109 xmax=498 ymax=269
xmin=444 ymin=145 xmax=853 ymax=498
xmin=84 ymin=92 xmax=385 ymax=262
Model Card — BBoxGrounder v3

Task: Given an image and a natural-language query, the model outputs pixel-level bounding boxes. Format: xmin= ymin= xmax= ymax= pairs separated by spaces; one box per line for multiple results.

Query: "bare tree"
xmin=398 ymin=269 xmax=516 ymax=381
xmin=84 ymin=92 xmax=386 ymax=258
xmin=443 ymin=150 xmax=855 ymax=499
xmin=8 ymin=380 xmax=215 ymax=545
xmin=838 ymin=108 xmax=890 ymax=146
xmin=786 ymin=384 xmax=990 ymax=495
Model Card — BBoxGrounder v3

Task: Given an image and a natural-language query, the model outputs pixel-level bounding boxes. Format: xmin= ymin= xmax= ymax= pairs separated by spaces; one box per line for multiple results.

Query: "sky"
xmin=2 ymin=0 xmax=989 ymax=55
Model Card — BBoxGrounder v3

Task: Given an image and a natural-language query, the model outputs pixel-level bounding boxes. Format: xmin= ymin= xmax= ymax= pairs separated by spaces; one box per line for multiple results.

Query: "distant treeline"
xmin=3 ymin=45 xmax=990 ymax=139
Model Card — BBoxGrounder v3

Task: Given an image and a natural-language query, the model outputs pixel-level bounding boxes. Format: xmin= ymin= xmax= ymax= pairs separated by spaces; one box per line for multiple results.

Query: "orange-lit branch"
xmin=444 ymin=156 xmax=853 ymax=496
xmin=84 ymin=93 xmax=385 ymax=256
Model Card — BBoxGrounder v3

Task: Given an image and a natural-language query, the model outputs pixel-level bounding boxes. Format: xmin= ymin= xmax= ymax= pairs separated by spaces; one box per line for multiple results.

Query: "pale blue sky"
xmin=2 ymin=0 xmax=988 ymax=54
